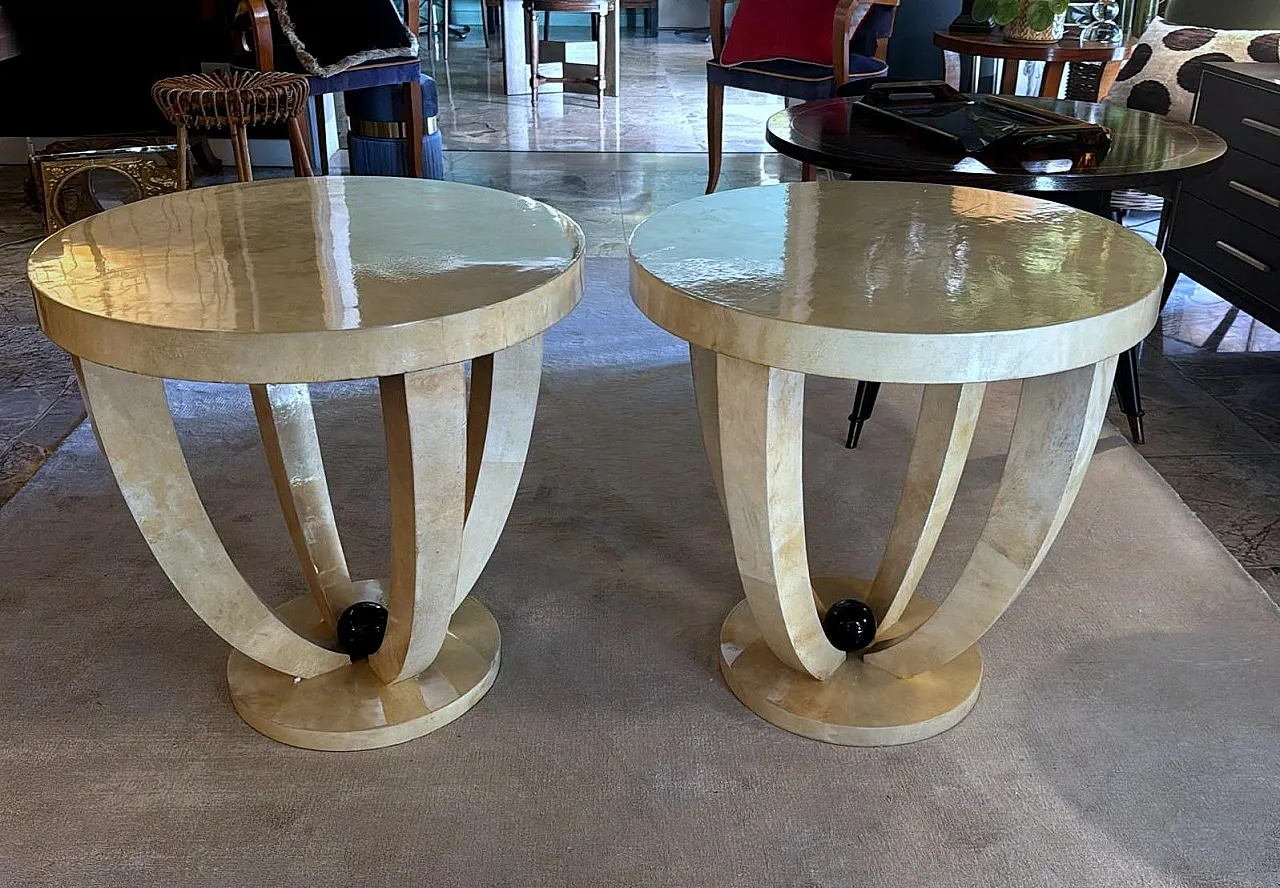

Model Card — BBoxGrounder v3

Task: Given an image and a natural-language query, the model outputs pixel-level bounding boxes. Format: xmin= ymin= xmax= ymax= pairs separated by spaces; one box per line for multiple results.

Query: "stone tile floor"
xmin=424 ymin=25 xmax=784 ymax=154
xmin=2 ymin=147 xmax=1277 ymax=603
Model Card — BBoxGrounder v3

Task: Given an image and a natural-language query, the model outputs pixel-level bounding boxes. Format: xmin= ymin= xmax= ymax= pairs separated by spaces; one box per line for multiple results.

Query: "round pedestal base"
xmin=228 ymin=594 xmax=500 ymax=751
xmin=718 ymin=579 xmax=982 ymax=746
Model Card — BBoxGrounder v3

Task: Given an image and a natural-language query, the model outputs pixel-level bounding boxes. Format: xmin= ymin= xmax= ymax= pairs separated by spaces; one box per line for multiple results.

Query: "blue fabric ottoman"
xmin=345 ymin=72 xmax=444 ymax=179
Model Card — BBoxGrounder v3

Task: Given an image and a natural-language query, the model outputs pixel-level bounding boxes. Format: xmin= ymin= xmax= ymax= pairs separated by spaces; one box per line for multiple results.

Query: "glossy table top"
xmin=29 ymin=177 xmax=585 ymax=383
xmin=766 ymin=98 xmax=1227 ymax=193
xmin=629 ymin=182 xmax=1165 ymax=383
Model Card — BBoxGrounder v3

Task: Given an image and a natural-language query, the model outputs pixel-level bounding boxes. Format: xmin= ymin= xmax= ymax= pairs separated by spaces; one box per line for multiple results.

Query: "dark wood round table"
xmin=933 ymin=29 xmax=1135 ymax=98
xmin=767 ymin=97 xmax=1226 ymax=195
xmin=766 ymin=96 xmax=1228 ymax=447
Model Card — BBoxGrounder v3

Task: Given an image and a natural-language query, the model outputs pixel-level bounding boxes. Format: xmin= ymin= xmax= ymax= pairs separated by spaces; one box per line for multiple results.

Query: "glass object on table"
xmin=1083 ymin=0 xmax=1122 ymax=43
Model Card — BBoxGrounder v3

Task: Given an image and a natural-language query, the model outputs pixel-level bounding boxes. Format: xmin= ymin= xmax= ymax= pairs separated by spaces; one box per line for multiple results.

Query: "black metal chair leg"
xmin=1113 ymin=346 xmax=1145 ymax=445
xmin=845 ymin=381 xmax=881 ymax=449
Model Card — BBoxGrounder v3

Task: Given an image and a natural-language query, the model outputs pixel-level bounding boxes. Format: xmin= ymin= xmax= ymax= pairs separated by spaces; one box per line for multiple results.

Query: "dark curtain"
xmin=0 ymin=1 xmax=226 ymax=136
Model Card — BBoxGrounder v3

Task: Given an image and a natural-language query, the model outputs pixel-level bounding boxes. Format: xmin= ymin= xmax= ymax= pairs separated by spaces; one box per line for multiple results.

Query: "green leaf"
xmin=1024 ymin=1 xmax=1056 ymax=30
xmin=994 ymin=0 xmax=1020 ymax=23
xmin=971 ymin=0 xmax=998 ymax=22
xmin=1048 ymin=0 xmax=1070 ymax=14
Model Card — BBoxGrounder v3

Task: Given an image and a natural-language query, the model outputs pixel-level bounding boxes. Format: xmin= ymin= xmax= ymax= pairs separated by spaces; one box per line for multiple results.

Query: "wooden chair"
xmin=482 ymin=0 xmax=503 ymax=47
xmin=524 ymin=0 xmax=615 ymax=107
xmin=236 ymin=0 xmax=426 ymax=177
xmin=705 ymin=0 xmax=899 ymax=193
xmin=620 ymin=0 xmax=658 ymax=37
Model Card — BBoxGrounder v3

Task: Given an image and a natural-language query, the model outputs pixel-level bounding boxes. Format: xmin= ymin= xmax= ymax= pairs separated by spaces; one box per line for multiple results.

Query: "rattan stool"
xmin=152 ymin=71 xmax=312 ymax=187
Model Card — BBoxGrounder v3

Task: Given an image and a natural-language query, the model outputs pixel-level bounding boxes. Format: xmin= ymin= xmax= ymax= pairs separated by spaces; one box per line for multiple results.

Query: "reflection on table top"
xmin=28 ymin=177 xmax=585 ymax=383
xmin=629 ymin=182 xmax=1165 ymax=382
xmin=29 ymin=176 xmax=583 ymax=334
xmin=766 ymin=98 xmax=1226 ymax=192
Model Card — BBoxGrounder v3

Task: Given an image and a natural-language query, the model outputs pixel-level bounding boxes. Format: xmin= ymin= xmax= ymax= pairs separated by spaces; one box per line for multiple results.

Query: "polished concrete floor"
xmin=2 ymin=29 xmax=1278 ymax=603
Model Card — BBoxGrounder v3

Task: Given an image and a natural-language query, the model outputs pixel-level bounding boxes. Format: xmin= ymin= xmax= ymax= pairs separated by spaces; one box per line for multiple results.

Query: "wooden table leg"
xmin=287 ymin=116 xmax=313 ymax=178
xmin=403 ymin=78 xmax=426 ymax=178
xmin=710 ymin=353 xmax=1118 ymax=745
xmin=78 ymin=342 xmax=545 ymax=750
xmin=603 ymin=2 xmax=620 ymax=98
xmin=175 ymin=126 xmax=189 ymax=191
xmin=1039 ymin=60 xmax=1066 ymax=98
xmin=1000 ymin=58 xmax=1021 ymax=95
xmin=1096 ymin=58 xmax=1123 ymax=100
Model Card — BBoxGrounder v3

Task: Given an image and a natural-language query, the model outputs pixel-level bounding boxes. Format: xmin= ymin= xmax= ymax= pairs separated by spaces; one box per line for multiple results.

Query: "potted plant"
xmin=971 ymin=0 xmax=1071 ymax=42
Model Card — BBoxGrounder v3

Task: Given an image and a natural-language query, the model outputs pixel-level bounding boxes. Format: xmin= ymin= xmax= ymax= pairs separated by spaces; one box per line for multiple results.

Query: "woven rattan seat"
xmin=152 ymin=70 xmax=312 ymax=187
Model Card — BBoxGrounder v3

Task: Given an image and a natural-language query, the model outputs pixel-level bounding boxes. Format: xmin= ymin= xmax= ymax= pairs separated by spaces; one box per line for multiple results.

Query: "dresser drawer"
xmin=1168 ymin=194 xmax=1280 ymax=299
xmin=1182 ymin=148 xmax=1280 ymax=232
xmin=1195 ymin=73 xmax=1280 ymax=166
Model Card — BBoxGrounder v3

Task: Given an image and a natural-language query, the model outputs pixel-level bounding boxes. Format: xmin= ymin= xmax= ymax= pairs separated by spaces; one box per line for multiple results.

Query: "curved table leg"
xmin=712 ymin=357 xmax=1117 ymax=745
xmin=866 ymin=383 xmax=985 ymax=635
xmin=370 ymin=365 xmax=468 ymax=685
xmin=252 ymin=383 xmax=351 ymax=634
xmin=230 ymin=361 xmax=512 ymax=750
xmin=76 ymin=360 xmax=349 ymax=680
xmin=458 ymin=336 xmax=544 ymax=606
xmin=230 ymin=360 xmax=514 ymax=750
xmin=715 ymin=354 xmax=845 ymax=681
xmin=690 ymin=345 xmax=726 ymax=514
xmin=867 ymin=357 xmax=1117 ymax=679
xmin=78 ymin=352 xmax=543 ymax=750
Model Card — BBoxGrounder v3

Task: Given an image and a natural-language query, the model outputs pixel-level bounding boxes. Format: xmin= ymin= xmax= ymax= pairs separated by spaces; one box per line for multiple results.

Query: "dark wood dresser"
xmin=1165 ymin=63 xmax=1280 ymax=331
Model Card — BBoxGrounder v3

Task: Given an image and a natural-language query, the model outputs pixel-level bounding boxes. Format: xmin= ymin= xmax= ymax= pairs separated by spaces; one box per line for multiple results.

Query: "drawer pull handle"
xmin=1242 ymin=117 xmax=1280 ymax=139
xmin=1215 ymin=241 xmax=1273 ymax=274
xmin=1229 ymin=180 xmax=1280 ymax=209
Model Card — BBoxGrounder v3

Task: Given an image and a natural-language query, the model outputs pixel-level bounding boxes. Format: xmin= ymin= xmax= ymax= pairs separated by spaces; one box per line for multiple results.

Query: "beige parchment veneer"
xmin=630 ymin=181 xmax=1164 ymax=746
xmin=30 ymin=177 xmax=584 ymax=750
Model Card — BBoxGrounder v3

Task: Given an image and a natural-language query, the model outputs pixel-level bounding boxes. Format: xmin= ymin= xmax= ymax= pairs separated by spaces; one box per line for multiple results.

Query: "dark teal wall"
xmin=887 ymin=0 xmax=963 ymax=81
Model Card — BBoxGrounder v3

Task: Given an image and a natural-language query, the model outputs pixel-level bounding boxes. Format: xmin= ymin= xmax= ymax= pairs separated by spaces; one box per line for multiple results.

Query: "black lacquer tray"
xmin=853 ymin=81 xmax=1112 ymax=156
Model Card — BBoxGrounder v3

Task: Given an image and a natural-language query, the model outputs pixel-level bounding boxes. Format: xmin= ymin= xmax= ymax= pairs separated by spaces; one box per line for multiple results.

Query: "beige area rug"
xmin=1 ymin=258 xmax=1278 ymax=887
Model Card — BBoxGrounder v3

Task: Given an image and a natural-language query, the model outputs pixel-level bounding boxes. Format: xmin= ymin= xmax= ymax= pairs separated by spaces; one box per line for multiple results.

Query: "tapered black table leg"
xmin=1113 ymin=345 xmax=1145 ymax=444
xmin=846 ymin=381 xmax=881 ymax=449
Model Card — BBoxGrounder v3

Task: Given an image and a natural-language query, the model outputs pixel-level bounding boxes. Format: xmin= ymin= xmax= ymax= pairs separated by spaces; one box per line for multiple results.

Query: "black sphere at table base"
xmin=337 ymin=601 xmax=389 ymax=661
xmin=823 ymin=599 xmax=878 ymax=653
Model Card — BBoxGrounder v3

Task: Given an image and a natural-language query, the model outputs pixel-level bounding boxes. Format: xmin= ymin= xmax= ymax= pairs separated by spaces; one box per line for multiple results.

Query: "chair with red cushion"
xmin=706 ymin=0 xmax=899 ymax=193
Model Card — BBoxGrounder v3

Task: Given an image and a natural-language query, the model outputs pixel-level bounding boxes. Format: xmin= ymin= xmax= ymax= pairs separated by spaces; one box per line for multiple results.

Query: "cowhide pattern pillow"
xmin=1107 ymin=17 xmax=1280 ymax=122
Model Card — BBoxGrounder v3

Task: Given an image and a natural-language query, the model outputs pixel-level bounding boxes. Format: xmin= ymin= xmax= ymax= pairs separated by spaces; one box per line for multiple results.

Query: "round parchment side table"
xmin=630 ymin=181 xmax=1165 ymax=746
xmin=28 ymin=177 xmax=584 ymax=751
